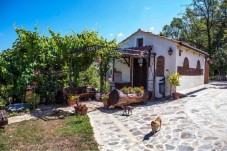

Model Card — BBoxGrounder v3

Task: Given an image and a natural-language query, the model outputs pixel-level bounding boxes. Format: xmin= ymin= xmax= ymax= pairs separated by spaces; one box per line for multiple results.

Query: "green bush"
xmin=166 ymin=72 xmax=181 ymax=86
xmin=121 ymin=87 xmax=129 ymax=94
xmin=101 ymin=94 xmax=108 ymax=102
xmin=120 ymin=87 xmax=144 ymax=94
xmin=77 ymin=65 xmax=100 ymax=88
xmin=0 ymin=97 xmax=6 ymax=109
xmin=26 ymin=93 xmax=40 ymax=109
xmin=209 ymin=76 xmax=215 ymax=80
xmin=132 ymin=87 xmax=143 ymax=94
xmin=25 ymin=109 xmax=30 ymax=113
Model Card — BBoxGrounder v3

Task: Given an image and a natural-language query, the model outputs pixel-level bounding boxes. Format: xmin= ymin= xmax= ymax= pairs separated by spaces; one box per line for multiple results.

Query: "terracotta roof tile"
xmin=128 ymin=45 xmax=153 ymax=52
xmin=120 ymin=29 xmax=209 ymax=56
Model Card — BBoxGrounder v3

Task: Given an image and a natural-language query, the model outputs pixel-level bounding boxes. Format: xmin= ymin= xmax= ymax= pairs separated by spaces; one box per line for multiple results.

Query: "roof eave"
xmin=179 ymin=42 xmax=209 ymax=56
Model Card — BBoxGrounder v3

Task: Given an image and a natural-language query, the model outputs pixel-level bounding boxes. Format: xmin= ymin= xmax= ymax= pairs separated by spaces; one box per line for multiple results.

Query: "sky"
xmin=0 ymin=0 xmax=192 ymax=52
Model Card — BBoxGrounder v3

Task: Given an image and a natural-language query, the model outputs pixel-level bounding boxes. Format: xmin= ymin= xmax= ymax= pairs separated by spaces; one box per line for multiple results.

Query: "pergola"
xmin=70 ymin=45 xmax=156 ymax=98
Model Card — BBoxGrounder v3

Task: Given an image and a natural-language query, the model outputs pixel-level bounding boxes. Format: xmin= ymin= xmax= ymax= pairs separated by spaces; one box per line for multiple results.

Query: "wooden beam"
xmin=123 ymin=57 xmax=130 ymax=67
xmin=130 ymin=57 xmax=132 ymax=86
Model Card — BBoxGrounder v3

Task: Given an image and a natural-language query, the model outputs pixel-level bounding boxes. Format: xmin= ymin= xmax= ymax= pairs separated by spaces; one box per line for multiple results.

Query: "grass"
xmin=0 ymin=115 xmax=99 ymax=151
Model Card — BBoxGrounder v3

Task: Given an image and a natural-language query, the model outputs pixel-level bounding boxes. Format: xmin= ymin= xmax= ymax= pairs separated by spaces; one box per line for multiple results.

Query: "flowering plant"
xmin=67 ymin=94 xmax=79 ymax=106
xmin=120 ymin=87 xmax=144 ymax=94
xmin=74 ymin=102 xmax=88 ymax=115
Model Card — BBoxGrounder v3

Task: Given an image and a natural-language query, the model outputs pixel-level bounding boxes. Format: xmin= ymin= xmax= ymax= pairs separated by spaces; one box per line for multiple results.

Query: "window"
xmin=179 ymin=50 xmax=183 ymax=56
xmin=156 ymin=56 xmax=165 ymax=76
xmin=183 ymin=57 xmax=189 ymax=69
xmin=196 ymin=60 xmax=201 ymax=70
xmin=137 ymin=38 xmax=143 ymax=47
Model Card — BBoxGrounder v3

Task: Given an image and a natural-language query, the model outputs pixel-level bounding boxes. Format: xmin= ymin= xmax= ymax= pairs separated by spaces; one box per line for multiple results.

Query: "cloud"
xmin=109 ymin=33 xmax=113 ymax=37
xmin=144 ymin=7 xmax=150 ymax=10
xmin=117 ymin=32 xmax=125 ymax=37
xmin=149 ymin=27 xmax=154 ymax=31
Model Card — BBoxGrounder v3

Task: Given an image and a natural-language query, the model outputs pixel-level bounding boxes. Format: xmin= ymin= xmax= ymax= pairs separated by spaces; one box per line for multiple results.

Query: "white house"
xmin=111 ymin=29 xmax=209 ymax=98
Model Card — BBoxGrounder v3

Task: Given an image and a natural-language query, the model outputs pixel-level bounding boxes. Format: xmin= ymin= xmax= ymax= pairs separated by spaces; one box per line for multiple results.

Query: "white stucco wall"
xmin=176 ymin=47 xmax=205 ymax=69
xmin=115 ymin=30 xmax=206 ymax=98
xmin=176 ymin=47 xmax=205 ymax=91
xmin=177 ymin=76 xmax=204 ymax=91
xmin=114 ymin=58 xmax=130 ymax=82
xmin=120 ymin=31 xmax=178 ymax=98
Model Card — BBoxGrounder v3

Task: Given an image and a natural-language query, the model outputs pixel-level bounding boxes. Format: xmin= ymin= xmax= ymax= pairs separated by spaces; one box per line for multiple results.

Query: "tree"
xmin=161 ymin=0 xmax=227 ymax=76
xmin=0 ymin=27 xmax=118 ymax=103
xmin=160 ymin=18 xmax=184 ymax=40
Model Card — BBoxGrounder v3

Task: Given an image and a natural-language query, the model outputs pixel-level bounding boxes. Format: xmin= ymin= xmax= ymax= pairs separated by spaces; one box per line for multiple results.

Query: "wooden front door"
xmin=133 ymin=58 xmax=147 ymax=89
xmin=204 ymin=58 xmax=209 ymax=84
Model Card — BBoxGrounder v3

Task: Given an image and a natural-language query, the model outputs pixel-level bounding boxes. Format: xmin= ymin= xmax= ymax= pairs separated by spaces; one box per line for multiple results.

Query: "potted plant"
xmin=128 ymin=87 xmax=135 ymax=94
xmin=121 ymin=87 xmax=129 ymax=94
xmin=74 ymin=103 xmax=88 ymax=115
xmin=166 ymin=70 xmax=181 ymax=99
xmin=133 ymin=87 xmax=144 ymax=96
xmin=102 ymin=94 xmax=109 ymax=108
xmin=67 ymin=95 xmax=79 ymax=106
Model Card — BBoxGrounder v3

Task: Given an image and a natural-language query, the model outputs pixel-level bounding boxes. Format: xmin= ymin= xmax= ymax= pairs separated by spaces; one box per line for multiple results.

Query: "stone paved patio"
xmin=87 ymin=81 xmax=227 ymax=151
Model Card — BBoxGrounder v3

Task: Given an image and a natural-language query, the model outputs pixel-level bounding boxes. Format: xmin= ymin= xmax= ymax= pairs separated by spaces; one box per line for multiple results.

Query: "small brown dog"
xmin=151 ymin=116 xmax=162 ymax=133
xmin=121 ymin=106 xmax=134 ymax=115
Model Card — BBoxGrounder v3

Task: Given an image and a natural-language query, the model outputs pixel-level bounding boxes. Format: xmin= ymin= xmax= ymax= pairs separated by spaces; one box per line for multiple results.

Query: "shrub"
xmin=166 ymin=72 xmax=181 ymax=86
xmin=0 ymin=97 xmax=6 ymax=109
xmin=71 ymin=95 xmax=79 ymax=101
xmin=101 ymin=94 xmax=109 ymax=102
xmin=26 ymin=92 xmax=40 ymax=109
xmin=128 ymin=87 xmax=135 ymax=93
xmin=74 ymin=103 xmax=88 ymax=115
xmin=133 ymin=87 xmax=143 ymax=94
xmin=121 ymin=87 xmax=129 ymax=94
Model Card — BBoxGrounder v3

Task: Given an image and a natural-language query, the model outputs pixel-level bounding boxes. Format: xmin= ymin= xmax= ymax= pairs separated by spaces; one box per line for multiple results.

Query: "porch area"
xmin=110 ymin=46 xmax=156 ymax=99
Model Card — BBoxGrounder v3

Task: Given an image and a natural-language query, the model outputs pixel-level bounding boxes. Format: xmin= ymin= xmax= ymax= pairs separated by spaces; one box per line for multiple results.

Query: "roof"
xmin=118 ymin=45 xmax=154 ymax=57
xmin=127 ymin=45 xmax=153 ymax=52
xmin=178 ymin=42 xmax=209 ymax=56
xmin=120 ymin=29 xmax=209 ymax=56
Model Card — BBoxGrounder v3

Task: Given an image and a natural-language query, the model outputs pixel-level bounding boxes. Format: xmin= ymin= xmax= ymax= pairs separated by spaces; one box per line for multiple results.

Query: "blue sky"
xmin=0 ymin=0 xmax=191 ymax=51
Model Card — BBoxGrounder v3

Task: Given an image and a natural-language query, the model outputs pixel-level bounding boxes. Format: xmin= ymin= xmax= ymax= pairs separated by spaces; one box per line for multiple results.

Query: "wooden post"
xmin=152 ymin=53 xmax=156 ymax=100
xmin=112 ymin=58 xmax=115 ymax=82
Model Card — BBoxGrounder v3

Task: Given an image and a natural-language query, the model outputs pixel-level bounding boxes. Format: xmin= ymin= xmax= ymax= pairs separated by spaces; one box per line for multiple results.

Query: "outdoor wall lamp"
xmin=138 ymin=57 xmax=143 ymax=67
xmin=168 ymin=47 xmax=173 ymax=55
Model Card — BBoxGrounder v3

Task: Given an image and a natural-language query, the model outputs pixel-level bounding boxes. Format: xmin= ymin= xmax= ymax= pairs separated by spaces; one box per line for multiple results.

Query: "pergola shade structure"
xmin=69 ymin=45 xmax=156 ymax=98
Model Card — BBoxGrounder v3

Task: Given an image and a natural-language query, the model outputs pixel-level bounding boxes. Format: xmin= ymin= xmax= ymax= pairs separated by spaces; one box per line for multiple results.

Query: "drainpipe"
xmin=152 ymin=53 xmax=156 ymax=100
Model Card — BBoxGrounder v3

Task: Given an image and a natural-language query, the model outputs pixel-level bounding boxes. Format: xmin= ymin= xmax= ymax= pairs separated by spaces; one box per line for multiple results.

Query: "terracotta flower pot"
xmin=67 ymin=99 xmax=75 ymax=106
xmin=172 ymin=92 xmax=180 ymax=100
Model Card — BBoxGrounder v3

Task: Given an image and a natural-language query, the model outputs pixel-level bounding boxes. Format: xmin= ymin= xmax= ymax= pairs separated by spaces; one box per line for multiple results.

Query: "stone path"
xmin=87 ymin=81 xmax=227 ymax=151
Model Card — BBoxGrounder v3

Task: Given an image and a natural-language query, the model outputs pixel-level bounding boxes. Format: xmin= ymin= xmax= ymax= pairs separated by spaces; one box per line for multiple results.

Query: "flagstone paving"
xmin=87 ymin=81 xmax=227 ymax=151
